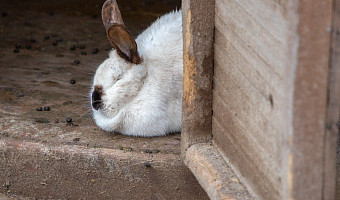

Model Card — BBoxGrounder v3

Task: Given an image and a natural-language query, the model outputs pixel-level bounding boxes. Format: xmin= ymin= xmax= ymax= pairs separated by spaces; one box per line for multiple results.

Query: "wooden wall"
xmin=330 ymin=1 xmax=340 ymax=199
xmin=212 ymin=0 xmax=335 ymax=199
xmin=181 ymin=0 xmax=214 ymax=156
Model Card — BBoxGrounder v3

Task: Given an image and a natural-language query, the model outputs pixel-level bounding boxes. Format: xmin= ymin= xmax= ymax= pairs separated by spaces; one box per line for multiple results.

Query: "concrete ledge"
xmin=0 ymin=139 xmax=208 ymax=200
xmin=185 ymin=144 xmax=252 ymax=200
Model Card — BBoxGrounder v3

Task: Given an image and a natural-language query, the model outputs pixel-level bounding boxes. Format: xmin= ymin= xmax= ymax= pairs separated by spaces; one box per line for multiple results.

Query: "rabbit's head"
xmin=91 ymin=0 xmax=145 ymax=119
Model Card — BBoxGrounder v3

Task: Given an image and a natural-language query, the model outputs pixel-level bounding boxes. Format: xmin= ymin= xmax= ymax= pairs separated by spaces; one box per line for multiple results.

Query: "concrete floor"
xmin=0 ymin=1 xmax=208 ymax=199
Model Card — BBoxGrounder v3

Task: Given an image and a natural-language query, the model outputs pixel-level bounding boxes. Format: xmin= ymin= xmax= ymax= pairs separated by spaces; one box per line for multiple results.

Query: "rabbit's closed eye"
xmin=115 ymin=75 xmax=121 ymax=82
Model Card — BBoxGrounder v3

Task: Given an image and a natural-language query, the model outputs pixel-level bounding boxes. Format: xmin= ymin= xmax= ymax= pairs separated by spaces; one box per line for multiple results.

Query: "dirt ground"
xmin=0 ymin=1 xmax=209 ymax=200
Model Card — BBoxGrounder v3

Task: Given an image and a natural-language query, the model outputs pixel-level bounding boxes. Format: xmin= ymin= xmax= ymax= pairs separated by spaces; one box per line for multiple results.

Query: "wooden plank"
xmin=291 ymin=0 xmax=334 ymax=199
xmin=214 ymin=48 xmax=282 ymax=164
xmin=181 ymin=0 xmax=215 ymax=156
xmin=185 ymin=143 xmax=251 ymax=200
xmin=214 ymin=7 xmax=294 ymax=168
xmin=214 ymin=15 xmax=285 ymax=101
xmin=212 ymin=116 xmax=280 ymax=200
xmin=214 ymin=27 xmax=287 ymax=157
xmin=217 ymin=0 xmax=286 ymax=78
xmin=337 ymin=131 xmax=340 ymax=200
xmin=212 ymin=0 xmax=336 ymax=199
xmin=184 ymin=0 xmax=336 ymax=199
xmin=326 ymin=0 xmax=340 ymax=199
xmin=213 ymin=1 xmax=297 ymax=199
xmin=212 ymin=94 xmax=281 ymax=187
xmin=234 ymin=0 xmax=288 ymax=43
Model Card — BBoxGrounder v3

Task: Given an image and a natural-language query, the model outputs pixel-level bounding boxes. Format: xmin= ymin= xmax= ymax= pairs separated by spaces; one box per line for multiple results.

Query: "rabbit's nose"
xmin=92 ymin=86 xmax=103 ymax=110
xmin=92 ymin=90 xmax=102 ymax=110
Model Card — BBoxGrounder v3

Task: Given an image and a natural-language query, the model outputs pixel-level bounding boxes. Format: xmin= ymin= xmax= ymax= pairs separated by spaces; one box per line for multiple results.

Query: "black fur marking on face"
xmin=92 ymin=85 xmax=103 ymax=110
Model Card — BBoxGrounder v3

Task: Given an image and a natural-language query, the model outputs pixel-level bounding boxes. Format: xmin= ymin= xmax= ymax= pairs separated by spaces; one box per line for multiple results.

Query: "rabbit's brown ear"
xmin=102 ymin=0 xmax=141 ymax=64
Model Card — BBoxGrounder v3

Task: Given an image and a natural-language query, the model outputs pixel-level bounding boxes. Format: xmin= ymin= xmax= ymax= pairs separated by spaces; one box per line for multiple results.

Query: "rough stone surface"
xmin=0 ymin=1 xmax=208 ymax=199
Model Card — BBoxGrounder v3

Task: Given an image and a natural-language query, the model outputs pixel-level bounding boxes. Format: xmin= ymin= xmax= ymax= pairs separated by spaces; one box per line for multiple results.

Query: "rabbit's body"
xmin=92 ymin=8 xmax=183 ymax=137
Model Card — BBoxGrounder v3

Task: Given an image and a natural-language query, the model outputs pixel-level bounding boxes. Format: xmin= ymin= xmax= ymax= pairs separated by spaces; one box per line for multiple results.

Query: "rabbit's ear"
xmin=102 ymin=0 xmax=141 ymax=64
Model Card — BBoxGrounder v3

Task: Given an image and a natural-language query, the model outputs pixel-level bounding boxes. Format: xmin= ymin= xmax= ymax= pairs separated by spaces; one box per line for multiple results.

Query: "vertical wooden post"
xmin=181 ymin=0 xmax=215 ymax=158
xmin=330 ymin=1 xmax=340 ymax=199
xmin=290 ymin=0 xmax=335 ymax=199
xmin=337 ymin=126 xmax=340 ymax=200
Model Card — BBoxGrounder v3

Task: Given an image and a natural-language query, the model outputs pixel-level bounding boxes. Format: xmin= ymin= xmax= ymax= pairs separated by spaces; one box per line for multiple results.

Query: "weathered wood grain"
xmin=212 ymin=93 xmax=282 ymax=198
xmin=214 ymin=28 xmax=284 ymax=163
xmin=186 ymin=143 xmax=252 ymax=200
xmin=181 ymin=0 xmax=215 ymax=156
xmin=183 ymin=0 xmax=337 ymax=199
xmin=337 ymin=132 xmax=340 ymax=200
xmin=214 ymin=18 xmax=285 ymax=102
xmin=325 ymin=0 xmax=340 ymax=199
xmin=291 ymin=0 xmax=333 ymax=199
xmin=213 ymin=0 xmax=336 ymax=199
xmin=212 ymin=116 xmax=280 ymax=200
xmin=213 ymin=0 xmax=297 ymax=199
xmin=217 ymin=0 xmax=286 ymax=78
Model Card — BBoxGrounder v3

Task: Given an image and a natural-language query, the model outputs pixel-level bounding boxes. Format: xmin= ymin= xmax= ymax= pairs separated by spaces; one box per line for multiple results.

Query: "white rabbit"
xmin=91 ymin=0 xmax=183 ymax=137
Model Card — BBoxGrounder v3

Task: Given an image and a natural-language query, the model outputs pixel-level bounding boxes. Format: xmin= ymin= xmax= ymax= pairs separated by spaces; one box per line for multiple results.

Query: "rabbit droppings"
xmin=91 ymin=0 xmax=183 ymax=137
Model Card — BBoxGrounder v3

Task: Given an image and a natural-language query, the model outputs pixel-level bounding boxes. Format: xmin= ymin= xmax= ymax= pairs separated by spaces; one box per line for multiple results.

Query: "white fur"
xmin=91 ymin=11 xmax=183 ymax=137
